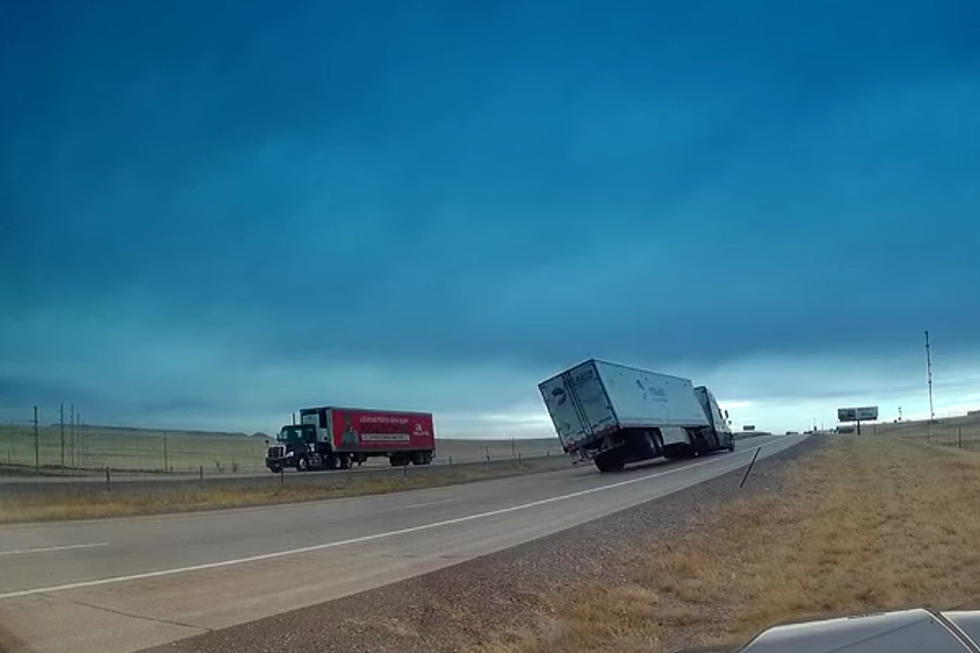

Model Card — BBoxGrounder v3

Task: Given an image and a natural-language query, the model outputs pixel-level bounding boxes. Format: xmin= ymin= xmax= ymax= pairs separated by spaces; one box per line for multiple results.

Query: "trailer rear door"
xmin=539 ymin=360 xmax=618 ymax=450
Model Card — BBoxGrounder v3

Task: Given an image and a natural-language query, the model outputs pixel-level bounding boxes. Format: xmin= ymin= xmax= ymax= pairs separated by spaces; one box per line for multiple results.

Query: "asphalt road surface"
xmin=0 ymin=434 xmax=804 ymax=653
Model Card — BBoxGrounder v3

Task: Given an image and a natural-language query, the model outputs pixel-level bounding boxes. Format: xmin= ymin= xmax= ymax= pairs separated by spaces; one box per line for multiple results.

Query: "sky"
xmin=2 ymin=1 xmax=979 ymax=437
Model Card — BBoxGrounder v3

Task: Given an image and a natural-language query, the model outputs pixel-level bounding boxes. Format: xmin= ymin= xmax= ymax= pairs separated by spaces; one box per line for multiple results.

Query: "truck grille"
xmin=267 ymin=445 xmax=286 ymax=458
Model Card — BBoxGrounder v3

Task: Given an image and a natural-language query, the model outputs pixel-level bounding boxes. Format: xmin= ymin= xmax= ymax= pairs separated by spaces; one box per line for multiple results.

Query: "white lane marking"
xmin=402 ymin=498 xmax=455 ymax=510
xmin=0 ymin=436 xmax=799 ymax=600
xmin=0 ymin=543 xmax=108 ymax=557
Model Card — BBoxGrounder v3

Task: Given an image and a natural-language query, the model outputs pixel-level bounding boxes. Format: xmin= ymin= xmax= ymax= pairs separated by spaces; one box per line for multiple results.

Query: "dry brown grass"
xmin=482 ymin=436 xmax=980 ymax=653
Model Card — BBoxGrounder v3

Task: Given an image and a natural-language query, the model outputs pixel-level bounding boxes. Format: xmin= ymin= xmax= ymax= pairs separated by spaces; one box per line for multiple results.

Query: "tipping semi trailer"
xmin=265 ymin=407 xmax=435 ymax=472
xmin=538 ymin=359 xmax=734 ymax=472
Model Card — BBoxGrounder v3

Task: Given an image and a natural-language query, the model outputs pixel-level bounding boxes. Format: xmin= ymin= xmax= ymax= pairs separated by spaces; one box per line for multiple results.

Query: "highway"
xmin=0 ymin=434 xmax=804 ymax=653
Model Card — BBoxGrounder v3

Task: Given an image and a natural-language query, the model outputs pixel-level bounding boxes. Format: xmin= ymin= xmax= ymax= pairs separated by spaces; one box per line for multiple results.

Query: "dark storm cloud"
xmin=2 ymin=0 xmax=979 ymax=431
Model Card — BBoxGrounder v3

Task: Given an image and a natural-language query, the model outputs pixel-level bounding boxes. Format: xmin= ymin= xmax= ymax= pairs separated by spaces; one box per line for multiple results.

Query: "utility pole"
xmin=33 ymin=405 xmax=39 ymax=470
xmin=925 ymin=330 xmax=935 ymax=422
xmin=60 ymin=403 xmax=65 ymax=468
xmin=70 ymin=404 xmax=75 ymax=467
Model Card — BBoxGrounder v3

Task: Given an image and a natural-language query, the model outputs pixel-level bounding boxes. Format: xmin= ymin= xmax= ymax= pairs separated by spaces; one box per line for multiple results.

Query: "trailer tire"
xmin=268 ymin=464 xmax=281 ymax=473
xmin=325 ymin=455 xmax=341 ymax=470
xmin=594 ymin=452 xmax=624 ymax=473
xmin=296 ymin=456 xmax=309 ymax=472
xmin=411 ymin=451 xmax=433 ymax=465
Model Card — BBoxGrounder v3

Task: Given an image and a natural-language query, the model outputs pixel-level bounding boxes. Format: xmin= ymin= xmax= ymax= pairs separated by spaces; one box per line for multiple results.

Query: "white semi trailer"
xmin=539 ymin=359 xmax=735 ymax=472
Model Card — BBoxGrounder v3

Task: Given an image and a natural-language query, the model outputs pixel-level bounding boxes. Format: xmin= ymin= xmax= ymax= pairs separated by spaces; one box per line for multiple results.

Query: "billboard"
xmin=838 ymin=406 xmax=879 ymax=422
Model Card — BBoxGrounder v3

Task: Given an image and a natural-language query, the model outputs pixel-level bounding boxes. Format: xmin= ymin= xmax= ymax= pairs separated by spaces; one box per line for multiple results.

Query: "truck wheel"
xmin=594 ymin=452 xmax=624 ymax=473
xmin=325 ymin=455 xmax=341 ymax=470
xmin=411 ymin=451 xmax=433 ymax=465
xmin=268 ymin=464 xmax=281 ymax=473
xmin=296 ymin=457 xmax=309 ymax=472
xmin=728 ymin=439 xmax=735 ymax=452
xmin=389 ymin=455 xmax=406 ymax=467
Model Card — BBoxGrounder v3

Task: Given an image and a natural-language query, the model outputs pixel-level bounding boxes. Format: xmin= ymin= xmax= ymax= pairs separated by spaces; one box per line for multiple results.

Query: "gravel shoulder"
xmin=144 ymin=437 xmax=823 ymax=653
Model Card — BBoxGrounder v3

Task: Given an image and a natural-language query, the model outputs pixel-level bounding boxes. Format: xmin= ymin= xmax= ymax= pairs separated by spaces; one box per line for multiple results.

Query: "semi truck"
xmin=538 ymin=359 xmax=734 ymax=472
xmin=265 ymin=407 xmax=435 ymax=472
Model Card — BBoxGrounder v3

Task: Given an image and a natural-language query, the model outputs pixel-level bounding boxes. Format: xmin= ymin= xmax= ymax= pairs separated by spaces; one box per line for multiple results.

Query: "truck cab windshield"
xmin=278 ymin=426 xmax=307 ymax=443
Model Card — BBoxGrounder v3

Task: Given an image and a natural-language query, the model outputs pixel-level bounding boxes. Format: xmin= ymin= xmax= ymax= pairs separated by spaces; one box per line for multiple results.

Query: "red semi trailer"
xmin=265 ymin=406 xmax=436 ymax=472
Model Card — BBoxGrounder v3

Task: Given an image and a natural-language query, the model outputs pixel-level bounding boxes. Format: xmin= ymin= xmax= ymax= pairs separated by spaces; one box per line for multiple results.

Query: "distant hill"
xmin=41 ymin=423 xmax=254 ymax=438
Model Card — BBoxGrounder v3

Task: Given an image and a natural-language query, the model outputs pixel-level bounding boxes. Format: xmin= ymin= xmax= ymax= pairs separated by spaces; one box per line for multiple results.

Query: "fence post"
xmin=105 ymin=466 xmax=111 ymax=492
xmin=199 ymin=464 xmax=204 ymax=481
xmin=403 ymin=462 xmax=408 ymax=478
xmin=959 ymin=427 xmax=963 ymax=449
xmin=448 ymin=455 xmax=453 ymax=466
xmin=739 ymin=447 xmax=762 ymax=489
xmin=280 ymin=465 xmax=285 ymax=486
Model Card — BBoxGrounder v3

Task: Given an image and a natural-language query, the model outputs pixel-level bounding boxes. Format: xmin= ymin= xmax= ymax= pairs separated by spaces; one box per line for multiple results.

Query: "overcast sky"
xmin=3 ymin=1 xmax=979 ymax=436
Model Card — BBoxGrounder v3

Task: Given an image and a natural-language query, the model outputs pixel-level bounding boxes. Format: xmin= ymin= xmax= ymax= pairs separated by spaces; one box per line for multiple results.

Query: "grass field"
xmin=483 ymin=431 xmax=980 ymax=652
xmin=0 ymin=422 xmax=560 ymax=474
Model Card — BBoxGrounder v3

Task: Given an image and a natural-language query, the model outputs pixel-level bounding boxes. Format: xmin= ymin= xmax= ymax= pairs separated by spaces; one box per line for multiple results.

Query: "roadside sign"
xmin=838 ymin=406 xmax=878 ymax=422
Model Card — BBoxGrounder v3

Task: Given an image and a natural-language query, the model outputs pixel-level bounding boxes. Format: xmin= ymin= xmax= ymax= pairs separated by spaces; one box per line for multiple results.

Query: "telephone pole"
xmin=33 ymin=405 xmax=39 ymax=470
xmin=60 ymin=403 xmax=65 ymax=468
xmin=925 ymin=330 xmax=935 ymax=422
xmin=70 ymin=404 xmax=75 ymax=467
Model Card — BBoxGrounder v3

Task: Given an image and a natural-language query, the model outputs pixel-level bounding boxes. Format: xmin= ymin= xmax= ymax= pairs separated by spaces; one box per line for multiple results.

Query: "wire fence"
xmin=0 ymin=419 xmax=269 ymax=474
xmin=874 ymin=416 xmax=980 ymax=453
xmin=1 ymin=412 xmax=560 ymax=475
